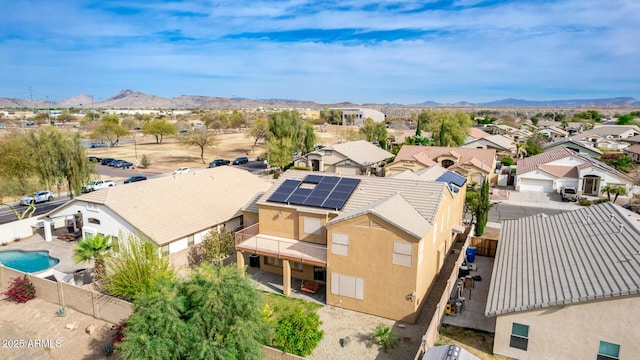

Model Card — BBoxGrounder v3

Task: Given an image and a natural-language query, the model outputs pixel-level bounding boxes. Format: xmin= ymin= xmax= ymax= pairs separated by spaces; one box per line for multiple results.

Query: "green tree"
xmin=103 ymin=235 xmax=175 ymax=302
xmin=573 ymin=110 xmax=601 ymax=122
xmin=119 ymin=265 xmax=270 ymax=360
xmin=90 ymin=116 xmax=129 ymax=147
xmin=200 ymin=229 xmax=235 ymax=267
xmin=268 ymin=137 xmax=294 ymax=170
xmin=524 ymin=136 xmax=543 ymax=157
xmin=359 ymin=119 xmax=388 ymax=148
xmin=272 ymin=307 xmax=323 ymax=356
xmin=612 ymin=186 xmax=628 ymax=203
xmin=229 ymin=109 xmax=247 ymax=129
xmin=248 ymin=118 xmax=268 ymax=146
xmin=418 ymin=110 xmax=473 ymax=147
xmin=143 ymin=119 xmax=177 ymax=144
xmin=180 ymin=128 xmax=217 ymax=164
xmin=615 ymin=114 xmax=636 ymax=125
xmin=73 ymin=233 xmax=113 ymax=279
xmin=266 ymin=110 xmax=316 ymax=165
xmin=465 ymin=179 xmax=494 ymax=236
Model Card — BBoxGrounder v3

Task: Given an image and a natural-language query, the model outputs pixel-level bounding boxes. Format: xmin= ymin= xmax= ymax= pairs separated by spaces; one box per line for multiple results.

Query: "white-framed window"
xmin=331 ymin=232 xmax=349 ymax=256
xmin=87 ymin=203 xmax=98 ymax=212
xmin=303 ymin=216 xmax=322 ymax=235
xmin=266 ymin=256 xmax=279 ymax=266
xmin=510 ymin=323 xmax=529 ymax=351
xmin=291 ymin=261 xmax=304 ymax=271
xmin=331 ymin=273 xmax=364 ymax=300
xmin=598 ymin=341 xmax=620 ymax=360
xmin=393 ymin=241 xmax=413 ymax=267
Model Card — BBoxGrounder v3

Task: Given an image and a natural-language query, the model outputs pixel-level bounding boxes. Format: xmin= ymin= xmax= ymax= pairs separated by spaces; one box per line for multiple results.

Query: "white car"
xmin=173 ymin=167 xmax=190 ymax=175
xmin=20 ymin=190 xmax=54 ymax=205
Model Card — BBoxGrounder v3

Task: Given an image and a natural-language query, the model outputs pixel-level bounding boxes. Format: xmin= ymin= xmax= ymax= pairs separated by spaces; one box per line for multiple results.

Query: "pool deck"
xmin=0 ymin=232 xmax=90 ymax=275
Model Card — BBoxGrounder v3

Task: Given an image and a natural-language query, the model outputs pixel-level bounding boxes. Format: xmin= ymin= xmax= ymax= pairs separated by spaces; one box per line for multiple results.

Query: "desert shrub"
xmin=596 ymin=198 xmax=609 ymax=204
xmin=580 ymin=199 xmax=592 ymax=206
xmin=272 ymin=307 xmax=323 ymax=356
xmin=4 ymin=275 xmax=36 ymax=303
xmin=140 ymin=154 xmax=151 ymax=169
xmin=372 ymin=324 xmax=399 ymax=352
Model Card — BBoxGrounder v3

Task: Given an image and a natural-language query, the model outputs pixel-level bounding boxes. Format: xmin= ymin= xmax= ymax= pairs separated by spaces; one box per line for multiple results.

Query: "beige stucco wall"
xmin=493 ymin=295 xmax=640 ymax=360
xmin=384 ymin=161 xmax=427 ymax=176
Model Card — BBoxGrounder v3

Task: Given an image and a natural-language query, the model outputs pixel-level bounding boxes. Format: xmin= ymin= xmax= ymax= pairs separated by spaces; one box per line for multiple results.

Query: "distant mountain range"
xmin=1 ymin=90 xmax=638 ymax=109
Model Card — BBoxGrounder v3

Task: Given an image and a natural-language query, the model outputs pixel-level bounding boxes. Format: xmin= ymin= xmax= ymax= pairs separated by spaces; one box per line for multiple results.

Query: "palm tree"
xmin=601 ymin=185 xmax=613 ymax=201
xmin=612 ymin=186 xmax=628 ymax=203
xmin=73 ymin=233 xmax=113 ymax=279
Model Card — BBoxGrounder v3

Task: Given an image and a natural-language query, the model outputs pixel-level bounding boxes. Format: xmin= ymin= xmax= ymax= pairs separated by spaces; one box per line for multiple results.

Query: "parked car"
xmin=173 ymin=167 xmax=190 ymax=175
xmin=560 ymin=187 xmax=578 ymax=202
xmin=82 ymin=179 xmax=116 ymax=193
xmin=100 ymin=157 xmax=115 ymax=165
xmin=208 ymin=159 xmax=230 ymax=167
xmin=117 ymin=161 xmax=133 ymax=169
xmin=20 ymin=190 xmax=53 ymax=205
xmin=109 ymin=159 xmax=126 ymax=167
xmin=88 ymin=156 xmax=101 ymax=163
xmin=124 ymin=175 xmax=147 ymax=184
xmin=232 ymin=156 xmax=249 ymax=165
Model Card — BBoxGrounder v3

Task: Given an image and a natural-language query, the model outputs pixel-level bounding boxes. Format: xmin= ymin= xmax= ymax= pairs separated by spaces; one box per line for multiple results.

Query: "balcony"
xmin=235 ymin=223 xmax=327 ymax=266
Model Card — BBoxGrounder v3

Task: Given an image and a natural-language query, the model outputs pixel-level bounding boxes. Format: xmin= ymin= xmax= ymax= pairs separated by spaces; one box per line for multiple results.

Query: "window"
xmin=393 ymin=241 xmax=413 ymax=267
xmin=87 ymin=203 xmax=98 ymax=211
xmin=266 ymin=257 xmax=279 ymax=266
xmin=187 ymin=235 xmax=194 ymax=247
xmin=291 ymin=261 xmax=304 ymax=271
xmin=303 ymin=217 xmax=322 ymax=235
xmin=331 ymin=232 xmax=349 ymax=256
xmin=88 ymin=218 xmax=100 ymax=224
xmin=598 ymin=341 xmax=620 ymax=360
xmin=331 ymin=273 xmax=364 ymax=300
xmin=509 ymin=323 xmax=529 ymax=351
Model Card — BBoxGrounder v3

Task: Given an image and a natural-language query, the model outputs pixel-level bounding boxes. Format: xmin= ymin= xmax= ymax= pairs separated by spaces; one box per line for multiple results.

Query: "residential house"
xmin=486 ymin=203 xmax=640 ymax=360
xmin=623 ymin=134 xmax=640 ymax=144
xmin=542 ymin=138 xmax=602 ymax=159
xmin=235 ymin=170 xmax=467 ymax=323
xmin=330 ymin=108 xmax=385 ymax=125
xmin=466 ymin=127 xmax=491 ymax=143
xmin=623 ymin=144 xmax=640 ymax=163
xmin=537 ymin=125 xmax=568 ymax=141
xmin=43 ymin=167 xmax=272 ymax=269
xmin=461 ymin=134 xmax=516 ymax=155
xmin=515 ymin=147 xmax=632 ymax=194
xmin=536 ymin=120 xmax=584 ymax=135
xmin=385 ymin=145 xmax=497 ymax=184
xmin=490 ymin=124 xmax=532 ymax=143
xmin=293 ymin=140 xmax=394 ymax=176
xmin=569 ymin=125 xmax=640 ymax=151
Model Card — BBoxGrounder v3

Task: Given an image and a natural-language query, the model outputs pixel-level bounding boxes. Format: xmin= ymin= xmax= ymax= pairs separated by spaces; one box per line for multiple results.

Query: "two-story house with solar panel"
xmin=235 ymin=169 xmax=467 ymax=323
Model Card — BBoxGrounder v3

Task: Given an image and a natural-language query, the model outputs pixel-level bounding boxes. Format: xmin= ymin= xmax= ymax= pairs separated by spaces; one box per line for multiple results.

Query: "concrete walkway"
xmin=442 ymin=256 xmax=495 ymax=333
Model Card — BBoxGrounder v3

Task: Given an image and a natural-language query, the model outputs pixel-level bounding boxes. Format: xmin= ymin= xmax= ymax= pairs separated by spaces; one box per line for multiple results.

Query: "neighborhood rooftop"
xmin=515 ymin=146 xmax=629 ymax=179
xmin=320 ymin=139 xmax=394 ymax=165
xmin=392 ymin=146 xmax=496 ymax=173
xmin=541 ymin=138 xmax=603 ymax=154
xmin=486 ymin=202 xmax=640 ymax=316
xmin=51 ymin=166 xmax=271 ymax=246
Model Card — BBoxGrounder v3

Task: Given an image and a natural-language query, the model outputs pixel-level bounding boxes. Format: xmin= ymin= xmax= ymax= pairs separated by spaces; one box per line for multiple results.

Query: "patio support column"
xmin=43 ymin=218 xmax=53 ymax=242
xmin=282 ymin=259 xmax=291 ymax=296
xmin=236 ymin=251 xmax=245 ymax=271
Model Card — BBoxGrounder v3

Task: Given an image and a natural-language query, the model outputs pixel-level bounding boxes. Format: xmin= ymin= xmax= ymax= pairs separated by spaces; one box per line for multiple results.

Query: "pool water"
xmin=0 ymin=250 xmax=60 ymax=273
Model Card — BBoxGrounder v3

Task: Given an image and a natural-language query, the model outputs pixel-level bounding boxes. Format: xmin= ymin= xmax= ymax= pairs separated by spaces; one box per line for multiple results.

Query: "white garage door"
xmin=519 ymin=179 xmax=553 ymax=192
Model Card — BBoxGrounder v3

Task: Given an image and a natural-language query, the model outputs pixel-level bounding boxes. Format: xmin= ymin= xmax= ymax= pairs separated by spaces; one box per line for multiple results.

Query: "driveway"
xmin=496 ymin=189 xmax=581 ymax=210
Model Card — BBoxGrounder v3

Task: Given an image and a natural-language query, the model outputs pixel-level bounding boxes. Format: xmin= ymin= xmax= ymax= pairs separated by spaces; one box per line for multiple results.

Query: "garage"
xmin=518 ymin=178 xmax=554 ymax=192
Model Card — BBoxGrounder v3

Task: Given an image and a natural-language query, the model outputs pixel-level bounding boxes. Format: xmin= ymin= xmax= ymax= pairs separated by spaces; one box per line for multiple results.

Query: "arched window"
xmin=442 ymin=159 xmax=455 ymax=168
xmin=88 ymin=218 xmax=100 ymax=225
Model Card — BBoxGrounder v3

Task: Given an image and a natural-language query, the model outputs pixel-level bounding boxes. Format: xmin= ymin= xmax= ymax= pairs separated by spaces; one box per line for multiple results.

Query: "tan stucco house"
xmin=43 ymin=166 xmax=272 ymax=269
xmin=235 ymin=170 xmax=467 ymax=323
xmin=293 ymin=140 xmax=394 ymax=176
xmin=486 ymin=203 xmax=640 ymax=360
xmin=385 ymin=145 xmax=497 ymax=184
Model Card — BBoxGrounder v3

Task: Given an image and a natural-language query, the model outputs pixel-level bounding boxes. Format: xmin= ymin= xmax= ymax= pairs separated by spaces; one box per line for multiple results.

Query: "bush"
xmin=596 ymin=198 xmax=609 ymax=204
xmin=272 ymin=307 xmax=323 ymax=356
xmin=580 ymin=199 xmax=592 ymax=206
xmin=501 ymin=158 xmax=514 ymax=166
xmin=4 ymin=275 xmax=36 ymax=303
xmin=372 ymin=324 xmax=399 ymax=352
xmin=289 ymin=166 xmax=311 ymax=171
xmin=140 ymin=154 xmax=151 ymax=169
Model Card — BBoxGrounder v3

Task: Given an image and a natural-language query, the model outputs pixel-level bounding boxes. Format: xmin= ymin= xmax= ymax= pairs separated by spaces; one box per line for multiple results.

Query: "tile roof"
xmin=468 ymin=127 xmax=491 ymax=139
xmin=326 ymin=193 xmax=432 ymax=239
xmin=624 ymin=144 xmax=640 ymax=155
xmin=322 ymin=140 xmax=394 ymax=166
xmin=256 ymin=170 xmax=447 ymax=226
xmin=570 ymin=125 xmax=640 ymax=139
xmin=537 ymin=164 xmax=578 ymax=178
xmin=486 ymin=203 xmax=640 ymax=316
xmin=391 ymin=146 xmax=496 ymax=172
xmin=545 ymin=126 xmax=569 ymax=136
xmin=542 ymin=138 xmax=603 ymax=154
xmin=625 ymin=135 xmax=640 ymax=143
xmin=71 ymin=167 xmax=272 ymax=246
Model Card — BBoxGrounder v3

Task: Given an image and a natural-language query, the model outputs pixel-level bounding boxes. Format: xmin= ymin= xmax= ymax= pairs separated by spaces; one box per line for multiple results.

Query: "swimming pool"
xmin=0 ymin=250 xmax=60 ymax=273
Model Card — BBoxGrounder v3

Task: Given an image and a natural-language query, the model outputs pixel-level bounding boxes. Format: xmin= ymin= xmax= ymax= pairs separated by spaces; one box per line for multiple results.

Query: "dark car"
xmin=124 ymin=175 xmax=148 ymax=184
xmin=208 ymin=159 xmax=230 ymax=168
xmin=88 ymin=156 xmax=102 ymax=163
xmin=232 ymin=156 xmax=249 ymax=165
xmin=100 ymin=157 xmax=115 ymax=165
xmin=109 ymin=159 xmax=126 ymax=167
xmin=117 ymin=161 xmax=133 ymax=169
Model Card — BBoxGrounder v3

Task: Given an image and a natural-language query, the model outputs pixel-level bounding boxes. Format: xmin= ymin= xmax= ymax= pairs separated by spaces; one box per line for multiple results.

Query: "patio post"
xmin=236 ymin=251 xmax=245 ymax=271
xmin=282 ymin=259 xmax=291 ymax=296
xmin=43 ymin=218 xmax=53 ymax=242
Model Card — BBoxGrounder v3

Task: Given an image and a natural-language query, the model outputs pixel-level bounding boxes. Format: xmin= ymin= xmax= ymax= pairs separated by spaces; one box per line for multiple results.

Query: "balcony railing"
xmin=235 ymin=223 xmax=327 ymax=266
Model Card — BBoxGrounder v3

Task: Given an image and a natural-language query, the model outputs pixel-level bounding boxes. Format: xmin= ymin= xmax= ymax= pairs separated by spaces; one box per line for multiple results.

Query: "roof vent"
xmin=611 ymin=213 xmax=615 ymax=221
xmin=620 ymin=223 xmax=624 ymax=232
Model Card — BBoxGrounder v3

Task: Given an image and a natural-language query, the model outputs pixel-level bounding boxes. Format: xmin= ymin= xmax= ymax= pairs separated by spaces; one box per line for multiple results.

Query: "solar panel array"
xmin=267 ymin=175 xmax=361 ymax=210
xmin=436 ymin=171 xmax=467 ymax=192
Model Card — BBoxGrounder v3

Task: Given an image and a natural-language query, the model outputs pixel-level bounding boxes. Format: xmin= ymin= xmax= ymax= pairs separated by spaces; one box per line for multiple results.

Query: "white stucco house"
xmin=515 ymin=147 xmax=633 ymax=195
xmin=293 ymin=140 xmax=394 ymax=176
xmin=42 ymin=166 xmax=272 ymax=269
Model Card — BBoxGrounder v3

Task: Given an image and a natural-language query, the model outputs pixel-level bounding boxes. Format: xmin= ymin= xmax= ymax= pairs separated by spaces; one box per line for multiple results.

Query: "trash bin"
xmin=249 ymin=254 xmax=260 ymax=268
xmin=466 ymin=246 xmax=477 ymax=263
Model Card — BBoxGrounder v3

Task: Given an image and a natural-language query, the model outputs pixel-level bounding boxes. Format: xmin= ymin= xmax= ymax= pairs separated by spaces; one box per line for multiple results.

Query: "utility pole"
xmin=29 ymin=87 xmax=34 ymax=114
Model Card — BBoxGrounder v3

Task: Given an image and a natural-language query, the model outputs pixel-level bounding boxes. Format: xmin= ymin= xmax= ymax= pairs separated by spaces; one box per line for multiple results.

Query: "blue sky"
xmin=1 ymin=0 xmax=638 ymax=104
